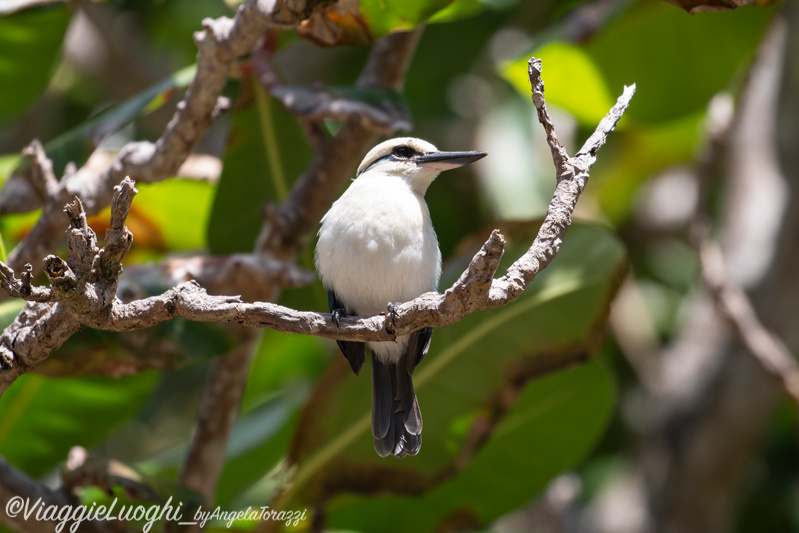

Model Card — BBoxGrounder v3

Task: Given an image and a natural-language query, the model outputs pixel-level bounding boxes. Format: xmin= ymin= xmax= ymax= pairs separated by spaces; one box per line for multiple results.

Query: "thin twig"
xmin=698 ymin=238 xmax=799 ymax=404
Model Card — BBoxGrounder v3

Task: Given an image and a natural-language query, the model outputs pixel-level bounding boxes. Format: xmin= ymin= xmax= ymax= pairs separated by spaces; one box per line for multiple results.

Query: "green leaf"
xmin=0 ymin=372 xmax=157 ymax=477
xmin=0 ymin=154 xmax=20 ymax=183
xmin=207 ymin=80 xmax=312 ymax=255
xmin=327 ymin=357 xmax=615 ymax=531
xmin=428 ymin=0 xmax=485 ymax=23
xmin=359 ymin=0 xmax=454 ymax=39
xmin=502 ymin=42 xmax=615 ymax=127
xmin=0 ymin=4 xmax=71 ymax=125
xmin=44 ymin=64 xmax=197 ymax=175
xmin=242 ymin=331 xmax=329 ymax=410
xmin=130 ymin=179 xmax=215 ymax=252
xmin=584 ymin=2 xmax=773 ymax=124
xmin=214 ymin=331 xmax=329 ymax=506
xmin=429 ymin=0 xmax=520 ymax=22
xmin=282 ymin=223 xmax=625 ymax=525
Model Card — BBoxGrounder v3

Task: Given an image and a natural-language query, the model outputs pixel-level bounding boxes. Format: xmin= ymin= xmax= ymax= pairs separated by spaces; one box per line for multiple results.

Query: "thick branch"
xmin=177 ymin=338 xmax=256 ymax=507
xmin=5 ymin=0 xmax=315 ymax=274
xmin=0 ymin=456 xmax=89 ymax=533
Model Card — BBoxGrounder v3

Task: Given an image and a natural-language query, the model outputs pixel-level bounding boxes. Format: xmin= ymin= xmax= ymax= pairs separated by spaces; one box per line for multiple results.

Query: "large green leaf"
xmin=502 ymin=3 xmax=773 ymax=127
xmin=134 ymin=331 xmax=328 ymax=507
xmin=0 ymin=372 xmax=157 ymax=477
xmin=207 ymin=80 xmax=312 ymax=255
xmin=585 ymin=2 xmax=773 ymax=124
xmin=328 ymin=357 xmax=615 ymax=531
xmin=0 ymin=4 xmax=70 ymax=125
xmin=214 ymin=386 xmax=309 ymax=507
xmin=278 ymin=223 xmax=625 ymax=529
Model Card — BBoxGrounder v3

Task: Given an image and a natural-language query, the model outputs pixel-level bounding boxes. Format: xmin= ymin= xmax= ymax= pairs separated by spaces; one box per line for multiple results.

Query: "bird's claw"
xmin=332 ymin=308 xmax=343 ymax=328
xmin=386 ymin=302 xmax=400 ymax=334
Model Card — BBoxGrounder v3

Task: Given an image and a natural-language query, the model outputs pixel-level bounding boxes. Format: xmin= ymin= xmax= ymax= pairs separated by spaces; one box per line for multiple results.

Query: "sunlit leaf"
xmin=428 ymin=0 xmax=486 ymax=23
xmin=0 ymin=300 xmax=24 ymax=330
xmin=0 ymin=154 xmax=20 ymax=184
xmin=429 ymin=0 xmax=521 ymax=22
xmin=502 ymin=42 xmax=615 ymax=126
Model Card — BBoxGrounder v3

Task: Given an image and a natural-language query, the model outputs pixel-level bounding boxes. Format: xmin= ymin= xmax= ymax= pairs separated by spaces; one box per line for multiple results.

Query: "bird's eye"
xmin=392 ymin=146 xmax=413 ymax=159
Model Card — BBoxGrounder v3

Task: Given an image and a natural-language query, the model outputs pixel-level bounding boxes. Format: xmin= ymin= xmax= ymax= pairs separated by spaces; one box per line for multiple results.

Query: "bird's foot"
xmin=331 ymin=308 xmax=345 ymax=328
xmin=386 ymin=302 xmax=400 ymax=335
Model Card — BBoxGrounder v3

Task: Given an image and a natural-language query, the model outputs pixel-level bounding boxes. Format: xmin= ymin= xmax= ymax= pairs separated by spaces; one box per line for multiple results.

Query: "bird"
xmin=314 ymin=137 xmax=487 ymax=458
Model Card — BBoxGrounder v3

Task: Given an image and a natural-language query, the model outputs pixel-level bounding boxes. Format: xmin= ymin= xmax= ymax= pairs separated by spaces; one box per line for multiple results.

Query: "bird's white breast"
xmin=315 ymin=172 xmax=442 ymax=319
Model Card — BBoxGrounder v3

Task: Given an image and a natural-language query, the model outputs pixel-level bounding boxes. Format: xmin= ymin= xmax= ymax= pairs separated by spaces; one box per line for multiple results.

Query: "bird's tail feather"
xmin=372 ymin=355 xmax=422 ymax=458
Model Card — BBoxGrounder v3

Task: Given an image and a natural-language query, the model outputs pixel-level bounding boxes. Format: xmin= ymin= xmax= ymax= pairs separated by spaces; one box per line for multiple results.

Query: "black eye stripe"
xmin=392 ymin=145 xmax=416 ymax=159
xmin=356 ymin=146 xmax=422 ymax=176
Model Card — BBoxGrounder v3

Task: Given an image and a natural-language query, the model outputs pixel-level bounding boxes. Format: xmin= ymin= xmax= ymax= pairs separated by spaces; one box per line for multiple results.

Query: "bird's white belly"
xmin=316 ymin=177 xmax=441 ymax=362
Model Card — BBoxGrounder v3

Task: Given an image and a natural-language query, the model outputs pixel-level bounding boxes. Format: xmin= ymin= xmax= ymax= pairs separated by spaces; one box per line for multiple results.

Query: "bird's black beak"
xmin=415 ymin=150 xmax=487 ymax=171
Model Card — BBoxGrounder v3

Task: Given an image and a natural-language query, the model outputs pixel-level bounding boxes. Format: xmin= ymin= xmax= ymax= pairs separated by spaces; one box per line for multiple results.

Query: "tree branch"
xmin=0 ymin=456 xmax=88 ymax=533
xmin=697 ymin=237 xmax=799 ymax=404
xmin=5 ymin=0 xmax=316 ymax=274
xmin=0 ymin=58 xmax=635 ymax=400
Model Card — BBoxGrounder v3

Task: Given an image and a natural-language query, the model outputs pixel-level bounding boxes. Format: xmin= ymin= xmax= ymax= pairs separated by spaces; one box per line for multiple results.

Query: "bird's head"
xmin=356 ymin=137 xmax=487 ymax=194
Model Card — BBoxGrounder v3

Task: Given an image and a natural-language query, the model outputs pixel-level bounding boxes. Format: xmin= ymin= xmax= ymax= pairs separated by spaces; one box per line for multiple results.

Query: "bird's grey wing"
xmin=328 ymin=289 xmax=366 ymax=375
xmin=406 ymin=327 xmax=433 ymax=374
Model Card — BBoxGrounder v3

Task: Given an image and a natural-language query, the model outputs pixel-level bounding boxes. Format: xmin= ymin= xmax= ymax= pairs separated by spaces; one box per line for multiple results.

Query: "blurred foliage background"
xmin=0 ymin=0 xmax=794 ymax=532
